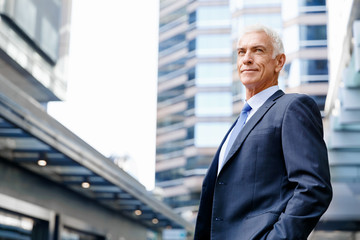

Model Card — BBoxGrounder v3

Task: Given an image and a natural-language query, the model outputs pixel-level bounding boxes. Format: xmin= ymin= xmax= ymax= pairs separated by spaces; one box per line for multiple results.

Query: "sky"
xmin=48 ymin=0 xmax=159 ymax=190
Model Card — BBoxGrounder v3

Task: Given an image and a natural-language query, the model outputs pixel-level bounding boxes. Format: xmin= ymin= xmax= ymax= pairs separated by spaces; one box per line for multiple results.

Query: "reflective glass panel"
xmin=233 ymin=14 xmax=282 ymax=39
xmin=299 ymin=0 xmax=325 ymax=6
xmin=196 ymin=34 xmax=231 ymax=57
xmin=300 ymin=25 xmax=327 ymax=41
xmin=195 ymin=92 xmax=232 ymax=117
xmin=195 ymin=63 xmax=232 ymax=86
xmin=196 ymin=6 xmax=230 ymax=28
xmin=301 ymin=59 xmax=328 ymax=76
xmin=195 ymin=122 xmax=231 ymax=147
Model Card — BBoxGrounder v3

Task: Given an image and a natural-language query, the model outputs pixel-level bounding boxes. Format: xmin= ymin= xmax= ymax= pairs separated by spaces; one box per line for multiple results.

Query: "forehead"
xmin=237 ymin=31 xmax=273 ymax=49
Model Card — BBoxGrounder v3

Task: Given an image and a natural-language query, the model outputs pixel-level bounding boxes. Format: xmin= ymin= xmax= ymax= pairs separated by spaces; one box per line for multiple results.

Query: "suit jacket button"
xmin=218 ymin=181 xmax=226 ymax=185
xmin=215 ymin=217 xmax=223 ymax=221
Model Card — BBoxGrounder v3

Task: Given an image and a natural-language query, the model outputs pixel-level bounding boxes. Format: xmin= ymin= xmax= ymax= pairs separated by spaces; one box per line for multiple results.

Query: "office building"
xmin=0 ymin=0 xmax=192 ymax=239
xmin=156 ymin=0 xmax=233 ymax=222
xmin=282 ymin=0 xmax=328 ymax=113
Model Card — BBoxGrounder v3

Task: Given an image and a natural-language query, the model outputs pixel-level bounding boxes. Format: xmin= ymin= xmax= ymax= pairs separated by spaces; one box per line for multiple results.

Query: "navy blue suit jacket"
xmin=194 ymin=90 xmax=332 ymax=240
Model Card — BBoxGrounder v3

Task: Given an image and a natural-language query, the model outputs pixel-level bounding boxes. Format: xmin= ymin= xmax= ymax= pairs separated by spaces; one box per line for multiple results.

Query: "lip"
xmin=241 ymin=69 xmax=258 ymax=73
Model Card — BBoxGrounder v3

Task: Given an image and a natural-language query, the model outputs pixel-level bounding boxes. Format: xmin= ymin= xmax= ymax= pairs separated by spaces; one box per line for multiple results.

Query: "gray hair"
xmin=238 ymin=24 xmax=284 ymax=59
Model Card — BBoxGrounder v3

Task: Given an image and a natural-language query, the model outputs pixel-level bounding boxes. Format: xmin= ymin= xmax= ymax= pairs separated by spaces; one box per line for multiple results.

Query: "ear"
xmin=275 ymin=54 xmax=286 ymax=73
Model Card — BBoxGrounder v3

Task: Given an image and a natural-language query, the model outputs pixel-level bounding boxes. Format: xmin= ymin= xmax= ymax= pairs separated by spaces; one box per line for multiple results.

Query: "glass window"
xmin=157 ymin=85 xmax=185 ymax=102
xmin=0 ymin=209 xmax=49 ymax=240
xmin=186 ymin=156 xmax=212 ymax=170
xmin=157 ymin=142 xmax=184 ymax=155
xmin=41 ymin=17 xmax=59 ymax=61
xmin=231 ymin=0 xmax=281 ymax=10
xmin=164 ymin=193 xmax=201 ymax=208
xmin=301 ymin=59 xmax=328 ymax=76
xmin=156 ymin=167 xmax=184 ymax=182
xmin=299 ymin=0 xmax=326 ymax=7
xmin=189 ymin=11 xmax=196 ymax=25
xmin=14 ymin=0 xmax=37 ymax=37
xmin=188 ymin=39 xmax=196 ymax=52
xmin=159 ymin=7 xmax=186 ymax=27
xmin=62 ymin=227 xmax=105 ymax=240
xmin=194 ymin=122 xmax=231 ymax=147
xmin=233 ymin=14 xmax=282 ymax=39
xmin=2 ymin=0 xmax=62 ymax=62
xmin=196 ymin=6 xmax=230 ymax=28
xmin=160 ymin=0 xmax=177 ymax=9
xmin=195 ymin=92 xmax=232 ymax=117
xmin=159 ymin=34 xmax=186 ymax=52
xmin=300 ymin=25 xmax=327 ymax=41
xmin=195 ymin=63 xmax=232 ymax=86
xmin=158 ymin=58 xmax=187 ymax=77
xmin=196 ymin=34 xmax=231 ymax=57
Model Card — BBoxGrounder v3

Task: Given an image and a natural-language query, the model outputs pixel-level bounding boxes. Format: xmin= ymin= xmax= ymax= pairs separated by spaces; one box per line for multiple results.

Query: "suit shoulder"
xmin=278 ymin=93 xmax=317 ymax=107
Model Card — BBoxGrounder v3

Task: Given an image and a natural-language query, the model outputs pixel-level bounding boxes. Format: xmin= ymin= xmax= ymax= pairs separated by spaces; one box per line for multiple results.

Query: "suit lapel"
xmin=204 ymin=119 xmax=237 ymax=181
xmin=220 ymin=90 xmax=285 ymax=171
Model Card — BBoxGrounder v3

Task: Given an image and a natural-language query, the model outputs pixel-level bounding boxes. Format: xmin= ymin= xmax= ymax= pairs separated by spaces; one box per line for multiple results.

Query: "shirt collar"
xmin=246 ymin=85 xmax=279 ymax=112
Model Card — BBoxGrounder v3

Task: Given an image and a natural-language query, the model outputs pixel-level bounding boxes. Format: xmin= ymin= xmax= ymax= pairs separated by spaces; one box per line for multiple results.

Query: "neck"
xmin=245 ymin=84 xmax=278 ymax=100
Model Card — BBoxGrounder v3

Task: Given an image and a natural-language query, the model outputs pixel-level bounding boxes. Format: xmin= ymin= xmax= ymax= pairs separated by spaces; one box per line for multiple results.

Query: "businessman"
xmin=194 ymin=25 xmax=332 ymax=240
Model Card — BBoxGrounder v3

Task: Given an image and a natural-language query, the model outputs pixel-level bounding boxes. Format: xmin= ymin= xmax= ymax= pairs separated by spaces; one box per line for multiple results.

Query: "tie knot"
xmin=242 ymin=102 xmax=252 ymax=113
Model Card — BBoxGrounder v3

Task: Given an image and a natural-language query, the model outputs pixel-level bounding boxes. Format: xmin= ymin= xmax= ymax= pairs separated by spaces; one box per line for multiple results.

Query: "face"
xmin=237 ymin=31 xmax=285 ymax=97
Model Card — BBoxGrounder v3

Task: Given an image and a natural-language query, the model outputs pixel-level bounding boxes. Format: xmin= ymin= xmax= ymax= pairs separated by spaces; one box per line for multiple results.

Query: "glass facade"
xmin=196 ymin=34 xmax=232 ymax=57
xmin=0 ymin=209 xmax=49 ymax=240
xmin=300 ymin=25 xmax=327 ymax=41
xmin=0 ymin=0 xmax=61 ymax=63
xmin=300 ymin=59 xmax=328 ymax=81
xmin=281 ymin=0 xmax=328 ymax=111
xmin=233 ymin=13 xmax=282 ymax=38
xmin=156 ymin=0 xmax=233 ymax=223
xmin=195 ymin=63 xmax=232 ymax=86
xmin=231 ymin=0 xmax=281 ymax=10
xmin=196 ymin=6 xmax=231 ymax=28
xmin=299 ymin=0 xmax=326 ymax=7
xmin=194 ymin=122 xmax=231 ymax=147
xmin=195 ymin=92 xmax=232 ymax=116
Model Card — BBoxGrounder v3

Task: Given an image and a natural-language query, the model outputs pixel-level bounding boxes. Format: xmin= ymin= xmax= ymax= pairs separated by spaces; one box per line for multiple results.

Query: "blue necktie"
xmin=224 ymin=102 xmax=252 ymax=159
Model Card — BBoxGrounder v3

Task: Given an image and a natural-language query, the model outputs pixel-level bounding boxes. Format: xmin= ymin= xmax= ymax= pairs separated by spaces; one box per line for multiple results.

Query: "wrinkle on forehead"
xmin=237 ymin=32 xmax=274 ymax=54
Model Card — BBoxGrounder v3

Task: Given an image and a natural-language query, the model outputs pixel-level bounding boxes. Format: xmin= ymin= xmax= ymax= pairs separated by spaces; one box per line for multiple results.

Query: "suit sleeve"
xmin=265 ymin=95 xmax=332 ymax=240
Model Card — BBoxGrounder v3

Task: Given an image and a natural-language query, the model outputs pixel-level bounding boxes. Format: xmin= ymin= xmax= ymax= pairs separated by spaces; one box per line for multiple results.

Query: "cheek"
xmin=237 ymin=61 xmax=242 ymax=72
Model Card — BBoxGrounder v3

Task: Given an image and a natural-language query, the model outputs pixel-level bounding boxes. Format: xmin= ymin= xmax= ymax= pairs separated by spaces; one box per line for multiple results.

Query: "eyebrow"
xmin=237 ymin=44 xmax=267 ymax=51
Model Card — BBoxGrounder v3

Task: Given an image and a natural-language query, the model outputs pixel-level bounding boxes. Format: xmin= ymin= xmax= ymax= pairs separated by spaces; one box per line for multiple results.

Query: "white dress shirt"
xmin=218 ymin=85 xmax=280 ymax=174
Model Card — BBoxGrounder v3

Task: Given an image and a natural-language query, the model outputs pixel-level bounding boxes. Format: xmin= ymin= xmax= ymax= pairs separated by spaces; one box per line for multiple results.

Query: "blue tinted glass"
xmin=236 ymin=13 xmax=282 ymax=34
xmin=299 ymin=0 xmax=325 ymax=6
xmin=300 ymin=25 xmax=327 ymax=40
xmin=159 ymin=34 xmax=186 ymax=52
xmin=195 ymin=122 xmax=231 ymax=147
xmin=196 ymin=34 xmax=231 ymax=57
xmin=301 ymin=59 xmax=328 ymax=75
xmin=195 ymin=92 xmax=232 ymax=117
xmin=195 ymin=63 xmax=232 ymax=86
xmin=158 ymin=58 xmax=187 ymax=77
xmin=196 ymin=6 xmax=230 ymax=28
xmin=243 ymin=0 xmax=281 ymax=7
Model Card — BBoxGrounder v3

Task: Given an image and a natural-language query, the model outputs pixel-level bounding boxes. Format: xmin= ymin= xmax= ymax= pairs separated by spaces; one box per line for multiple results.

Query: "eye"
xmin=256 ymin=48 xmax=264 ymax=53
xmin=238 ymin=49 xmax=245 ymax=55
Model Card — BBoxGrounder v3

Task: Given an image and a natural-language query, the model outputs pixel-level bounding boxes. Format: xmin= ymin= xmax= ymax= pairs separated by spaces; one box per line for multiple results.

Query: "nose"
xmin=242 ymin=52 xmax=253 ymax=65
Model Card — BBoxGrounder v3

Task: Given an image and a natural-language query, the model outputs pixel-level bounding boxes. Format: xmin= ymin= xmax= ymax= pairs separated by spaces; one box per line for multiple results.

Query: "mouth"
xmin=241 ymin=69 xmax=257 ymax=73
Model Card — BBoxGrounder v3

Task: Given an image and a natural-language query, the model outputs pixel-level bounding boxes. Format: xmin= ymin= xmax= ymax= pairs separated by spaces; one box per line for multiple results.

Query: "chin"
xmin=240 ymin=78 xmax=257 ymax=86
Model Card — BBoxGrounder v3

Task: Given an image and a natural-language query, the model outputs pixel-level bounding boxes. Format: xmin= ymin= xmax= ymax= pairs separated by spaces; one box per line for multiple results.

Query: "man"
xmin=194 ymin=25 xmax=332 ymax=240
